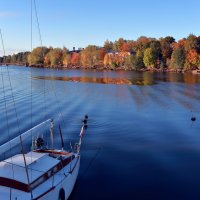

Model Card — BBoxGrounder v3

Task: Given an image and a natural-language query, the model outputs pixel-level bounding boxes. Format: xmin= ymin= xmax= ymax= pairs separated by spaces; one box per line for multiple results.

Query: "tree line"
xmin=1 ymin=34 xmax=200 ymax=71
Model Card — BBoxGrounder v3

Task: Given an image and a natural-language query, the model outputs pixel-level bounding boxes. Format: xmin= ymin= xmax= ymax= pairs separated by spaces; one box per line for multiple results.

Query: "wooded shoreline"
xmin=3 ymin=63 xmax=200 ymax=75
xmin=1 ymin=35 xmax=200 ymax=72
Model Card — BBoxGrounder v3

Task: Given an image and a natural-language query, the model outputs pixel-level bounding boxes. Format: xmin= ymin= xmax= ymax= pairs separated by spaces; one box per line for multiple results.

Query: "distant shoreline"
xmin=3 ymin=63 xmax=200 ymax=74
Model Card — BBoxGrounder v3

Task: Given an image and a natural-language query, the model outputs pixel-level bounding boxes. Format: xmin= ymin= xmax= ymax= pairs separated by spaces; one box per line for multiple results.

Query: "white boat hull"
xmin=0 ymin=154 xmax=80 ymax=200
xmin=39 ymin=155 xmax=80 ymax=200
xmin=0 ymin=119 xmax=87 ymax=200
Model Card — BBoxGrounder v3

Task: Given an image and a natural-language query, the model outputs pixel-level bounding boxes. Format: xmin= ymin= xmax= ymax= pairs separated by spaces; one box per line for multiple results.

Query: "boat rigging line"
xmin=0 ymin=28 xmax=15 ymax=200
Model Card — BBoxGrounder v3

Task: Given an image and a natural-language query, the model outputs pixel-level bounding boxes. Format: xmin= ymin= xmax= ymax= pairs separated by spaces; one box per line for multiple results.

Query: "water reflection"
xmin=32 ymin=71 xmax=200 ymax=86
xmin=153 ymin=72 xmax=200 ymax=84
xmin=33 ymin=75 xmax=156 ymax=86
xmin=1 ymin=66 xmax=200 ymax=200
xmin=31 ymin=72 xmax=200 ymax=112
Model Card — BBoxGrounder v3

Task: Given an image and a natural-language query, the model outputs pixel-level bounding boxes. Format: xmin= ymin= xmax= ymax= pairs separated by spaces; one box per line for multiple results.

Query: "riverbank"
xmin=29 ymin=64 xmax=200 ymax=74
xmin=3 ymin=63 xmax=200 ymax=74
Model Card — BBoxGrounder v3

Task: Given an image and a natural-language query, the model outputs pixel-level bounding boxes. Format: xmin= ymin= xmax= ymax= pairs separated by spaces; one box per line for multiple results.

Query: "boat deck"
xmin=0 ymin=150 xmax=75 ymax=190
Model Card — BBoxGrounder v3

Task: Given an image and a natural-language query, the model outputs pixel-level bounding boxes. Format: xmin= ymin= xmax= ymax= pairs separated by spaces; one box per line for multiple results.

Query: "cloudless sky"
xmin=0 ymin=0 xmax=200 ymax=56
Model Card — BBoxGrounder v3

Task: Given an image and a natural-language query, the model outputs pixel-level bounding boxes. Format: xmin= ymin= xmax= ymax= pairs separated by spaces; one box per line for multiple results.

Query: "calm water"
xmin=1 ymin=66 xmax=200 ymax=200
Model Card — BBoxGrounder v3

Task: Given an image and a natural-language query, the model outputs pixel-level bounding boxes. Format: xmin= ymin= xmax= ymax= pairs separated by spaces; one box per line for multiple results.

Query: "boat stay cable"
xmin=0 ymin=28 xmax=15 ymax=200
xmin=30 ymin=0 xmax=34 ymax=196
xmin=32 ymin=0 xmax=48 ymax=135
xmin=31 ymin=0 xmax=63 ymax=188
xmin=29 ymin=0 xmax=49 ymax=194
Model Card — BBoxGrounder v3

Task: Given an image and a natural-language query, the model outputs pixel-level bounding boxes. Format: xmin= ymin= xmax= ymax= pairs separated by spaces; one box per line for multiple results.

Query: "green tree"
xmin=185 ymin=34 xmax=197 ymax=52
xmin=47 ymin=48 xmax=63 ymax=67
xmin=28 ymin=47 xmax=49 ymax=65
xmin=11 ymin=54 xmax=17 ymax=63
xmin=3 ymin=55 xmax=11 ymax=63
xmin=150 ymin=40 xmax=162 ymax=66
xmin=171 ymin=47 xmax=185 ymax=69
xmin=80 ymin=45 xmax=100 ymax=67
xmin=63 ymin=53 xmax=71 ymax=66
xmin=113 ymin=38 xmax=126 ymax=51
xmin=104 ymin=40 xmax=113 ymax=52
xmin=143 ymin=48 xmax=158 ymax=68
xmin=134 ymin=36 xmax=151 ymax=52
xmin=135 ymin=51 xmax=145 ymax=69
xmin=160 ymin=36 xmax=175 ymax=67
xmin=124 ymin=55 xmax=135 ymax=69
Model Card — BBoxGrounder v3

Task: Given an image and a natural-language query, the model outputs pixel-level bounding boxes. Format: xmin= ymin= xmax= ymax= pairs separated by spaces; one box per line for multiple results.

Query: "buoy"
xmin=83 ymin=119 xmax=87 ymax=124
xmin=84 ymin=125 xmax=88 ymax=130
xmin=191 ymin=117 xmax=196 ymax=122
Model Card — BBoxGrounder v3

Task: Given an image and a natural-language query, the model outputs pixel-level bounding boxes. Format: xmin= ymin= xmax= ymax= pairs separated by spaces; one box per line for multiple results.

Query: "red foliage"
xmin=172 ymin=39 xmax=186 ymax=49
xmin=121 ymin=43 xmax=132 ymax=52
xmin=98 ymin=48 xmax=106 ymax=61
xmin=71 ymin=53 xmax=80 ymax=65
xmin=186 ymin=49 xmax=199 ymax=66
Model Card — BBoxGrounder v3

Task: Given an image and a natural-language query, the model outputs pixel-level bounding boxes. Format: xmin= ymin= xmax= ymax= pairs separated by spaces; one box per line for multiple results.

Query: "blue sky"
xmin=0 ymin=0 xmax=200 ymax=56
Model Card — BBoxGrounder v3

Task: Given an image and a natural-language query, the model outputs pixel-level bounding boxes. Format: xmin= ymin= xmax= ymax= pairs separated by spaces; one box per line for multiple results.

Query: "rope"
xmin=78 ymin=146 xmax=102 ymax=183
xmin=30 ymin=0 xmax=33 ymax=197
xmin=33 ymin=0 xmax=43 ymax=50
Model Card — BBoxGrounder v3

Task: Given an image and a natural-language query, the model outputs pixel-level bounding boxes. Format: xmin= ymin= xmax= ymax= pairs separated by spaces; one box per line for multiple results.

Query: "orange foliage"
xmin=71 ymin=53 xmax=80 ymax=65
xmin=104 ymin=52 xmax=130 ymax=66
xmin=103 ymin=54 xmax=110 ymax=66
xmin=63 ymin=54 xmax=71 ymax=66
xmin=44 ymin=55 xmax=50 ymax=66
xmin=121 ymin=43 xmax=132 ymax=52
xmin=186 ymin=49 xmax=200 ymax=66
xmin=172 ymin=39 xmax=186 ymax=49
xmin=98 ymin=48 xmax=106 ymax=61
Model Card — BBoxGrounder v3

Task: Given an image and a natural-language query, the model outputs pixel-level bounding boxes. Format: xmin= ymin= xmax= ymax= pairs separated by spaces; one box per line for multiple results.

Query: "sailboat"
xmin=0 ymin=116 xmax=88 ymax=200
xmin=0 ymin=1 xmax=88 ymax=199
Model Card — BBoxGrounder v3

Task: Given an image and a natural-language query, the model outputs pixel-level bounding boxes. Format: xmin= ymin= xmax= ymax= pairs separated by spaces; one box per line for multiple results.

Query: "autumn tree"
xmin=28 ymin=47 xmax=49 ymax=65
xmin=103 ymin=54 xmax=110 ymax=66
xmin=134 ymin=36 xmax=151 ymax=52
xmin=10 ymin=52 xmax=30 ymax=65
xmin=171 ymin=47 xmax=185 ymax=69
xmin=124 ymin=54 xmax=137 ymax=70
xmin=44 ymin=55 xmax=50 ymax=66
xmin=63 ymin=53 xmax=71 ymax=66
xmin=80 ymin=45 xmax=100 ymax=67
xmin=104 ymin=40 xmax=113 ymax=52
xmin=45 ymin=48 xmax=63 ymax=67
xmin=183 ymin=35 xmax=200 ymax=69
xmin=185 ymin=49 xmax=200 ymax=69
xmin=143 ymin=47 xmax=158 ymax=68
xmin=113 ymin=38 xmax=126 ymax=51
xmin=197 ymin=36 xmax=200 ymax=53
xmin=184 ymin=34 xmax=200 ymax=52
xmin=71 ymin=53 xmax=80 ymax=66
xmin=3 ymin=55 xmax=11 ymax=63
xmin=160 ymin=36 xmax=175 ymax=67
xmin=98 ymin=48 xmax=106 ymax=60
xmin=121 ymin=42 xmax=132 ymax=52
xmin=3 ymin=34 xmax=200 ymax=71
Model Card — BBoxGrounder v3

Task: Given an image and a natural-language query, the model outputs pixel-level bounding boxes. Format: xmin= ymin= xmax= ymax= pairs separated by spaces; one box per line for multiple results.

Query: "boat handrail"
xmin=0 ymin=119 xmax=52 ymax=155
